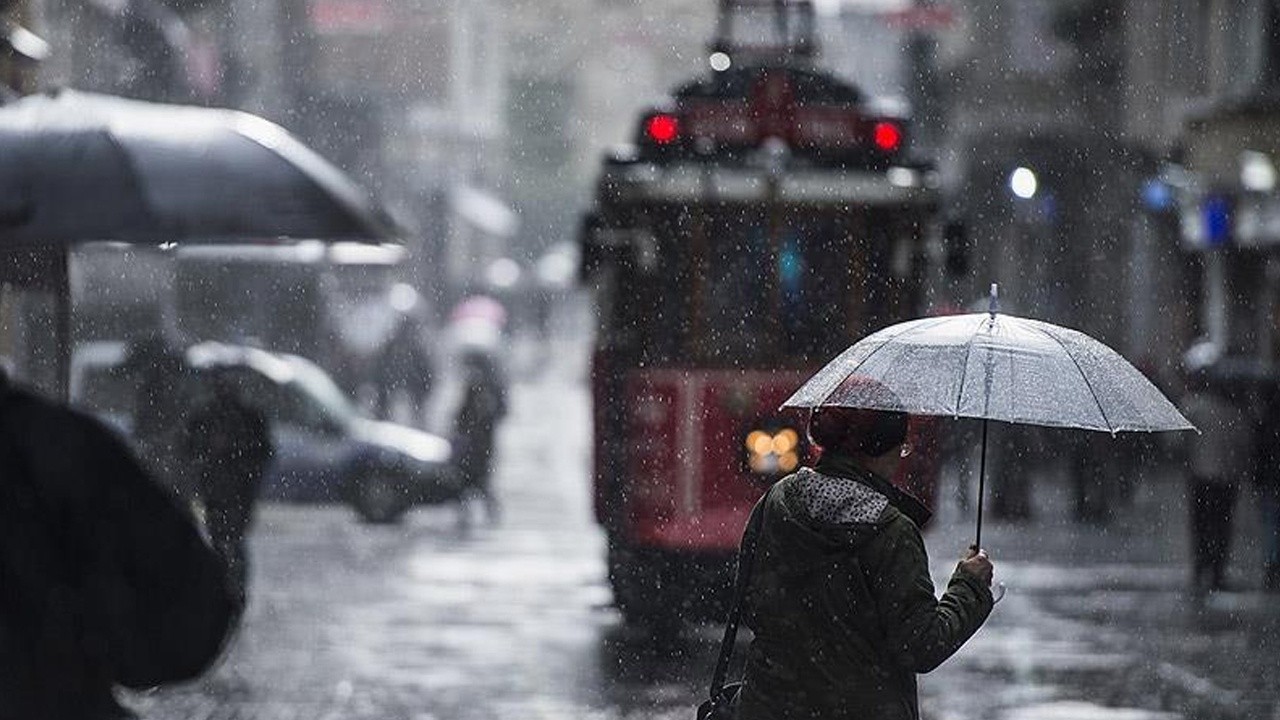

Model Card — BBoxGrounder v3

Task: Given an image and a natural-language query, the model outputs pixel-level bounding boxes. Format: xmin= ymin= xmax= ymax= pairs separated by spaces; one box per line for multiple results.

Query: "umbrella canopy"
xmin=0 ymin=89 xmax=402 ymax=246
xmin=783 ymin=312 xmax=1193 ymax=433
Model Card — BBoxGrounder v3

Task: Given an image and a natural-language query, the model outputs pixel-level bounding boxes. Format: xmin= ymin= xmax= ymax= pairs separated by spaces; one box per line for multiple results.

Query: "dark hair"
xmin=808 ymin=406 xmax=909 ymax=457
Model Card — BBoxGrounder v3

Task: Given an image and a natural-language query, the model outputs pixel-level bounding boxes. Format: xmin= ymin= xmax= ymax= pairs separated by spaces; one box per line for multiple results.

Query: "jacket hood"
xmin=813 ymin=452 xmax=933 ymax=527
xmin=765 ymin=455 xmax=931 ymax=564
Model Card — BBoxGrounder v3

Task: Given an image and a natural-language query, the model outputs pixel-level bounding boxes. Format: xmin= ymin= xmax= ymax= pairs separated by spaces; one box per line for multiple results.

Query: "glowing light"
xmin=749 ymin=431 xmax=773 ymax=456
xmin=872 ymin=121 xmax=902 ymax=152
xmin=1241 ymin=151 xmax=1277 ymax=192
xmin=772 ymin=429 xmax=798 ymax=454
xmin=887 ymin=167 xmax=917 ymax=188
xmin=486 ymin=257 xmax=521 ymax=289
xmin=746 ymin=428 xmax=803 ymax=475
xmin=709 ymin=52 xmax=732 ymax=72
xmin=1009 ymin=167 xmax=1038 ymax=199
xmin=645 ymin=114 xmax=680 ymax=145
xmin=388 ymin=282 xmax=419 ymax=313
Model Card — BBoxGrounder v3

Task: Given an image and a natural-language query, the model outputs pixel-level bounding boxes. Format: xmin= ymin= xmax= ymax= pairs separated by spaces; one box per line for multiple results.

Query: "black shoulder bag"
xmin=697 ymin=494 xmax=767 ymax=720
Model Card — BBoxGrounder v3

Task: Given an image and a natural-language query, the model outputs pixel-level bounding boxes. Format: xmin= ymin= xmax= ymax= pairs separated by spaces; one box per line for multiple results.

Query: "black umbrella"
xmin=0 ymin=89 xmax=402 ymax=245
xmin=0 ymin=89 xmax=404 ymax=397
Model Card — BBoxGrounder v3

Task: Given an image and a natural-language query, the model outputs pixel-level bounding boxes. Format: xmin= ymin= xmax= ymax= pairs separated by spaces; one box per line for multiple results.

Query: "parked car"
xmin=71 ymin=340 xmax=458 ymax=523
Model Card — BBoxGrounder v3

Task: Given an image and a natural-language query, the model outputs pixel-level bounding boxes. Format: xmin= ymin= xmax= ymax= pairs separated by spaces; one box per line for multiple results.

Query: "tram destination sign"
xmin=603 ymin=163 xmax=936 ymax=206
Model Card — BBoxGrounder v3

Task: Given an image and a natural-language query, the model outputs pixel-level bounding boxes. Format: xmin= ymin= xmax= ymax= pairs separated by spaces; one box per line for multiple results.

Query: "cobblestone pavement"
xmin=129 ymin=335 xmax=1280 ymax=720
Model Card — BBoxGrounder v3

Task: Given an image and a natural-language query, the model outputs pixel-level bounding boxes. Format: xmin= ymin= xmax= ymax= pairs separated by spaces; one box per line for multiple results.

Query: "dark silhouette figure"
xmin=0 ymin=370 xmax=235 ymax=719
xmin=1182 ymin=375 xmax=1251 ymax=593
xmin=123 ymin=333 xmax=189 ymax=496
xmin=1253 ymin=379 xmax=1280 ymax=592
xmin=373 ymin=318 xmax=434 ymax=427
xmin=1069 ymin=430 xmax=1118 ymax=525
xmin=738 ymin=393 xmax=993 ymax=720
xmin=454 ymin=351 xmax=507 ymax=525
xmin=182 ymin=373 xmax=274 ymax=607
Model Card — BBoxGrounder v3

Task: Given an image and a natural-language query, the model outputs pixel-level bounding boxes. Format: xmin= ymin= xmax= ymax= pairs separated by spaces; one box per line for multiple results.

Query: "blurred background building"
xmin=5 ymin=0 xmax=1280 ymax=393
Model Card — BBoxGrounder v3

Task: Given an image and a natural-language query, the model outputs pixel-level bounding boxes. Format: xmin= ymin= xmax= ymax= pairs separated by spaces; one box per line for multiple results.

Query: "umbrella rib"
xmin=1034 ymin=324 xmax=1114 ymax=431
xmin=817 ymin=316 xmax=954 ymax=407
xmin=952 ymin=320 xmax=982 ymax=416
xmin=99 ymin=125 xmax=165 ymax=235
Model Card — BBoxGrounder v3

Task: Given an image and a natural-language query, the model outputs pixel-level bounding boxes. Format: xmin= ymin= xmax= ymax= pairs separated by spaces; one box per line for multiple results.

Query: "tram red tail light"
xmin=644 ymin=113 xmax=681 ymax=145
xmin=872 ymin=121 xmax=903 ymax=152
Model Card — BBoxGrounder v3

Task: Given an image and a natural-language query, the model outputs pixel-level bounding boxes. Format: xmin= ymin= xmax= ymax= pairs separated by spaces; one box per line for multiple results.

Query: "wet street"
xmin=130 ymin=333 xmax=1280 ymax=720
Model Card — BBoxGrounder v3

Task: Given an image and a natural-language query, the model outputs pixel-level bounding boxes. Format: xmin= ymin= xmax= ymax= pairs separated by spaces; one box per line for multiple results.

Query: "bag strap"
xmin=708 ymin=490 xmax=768 ymax=700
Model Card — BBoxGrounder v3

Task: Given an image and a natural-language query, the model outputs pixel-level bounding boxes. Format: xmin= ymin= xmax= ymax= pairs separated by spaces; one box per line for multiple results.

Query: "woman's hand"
xmin=960 ymin=546 xmax=994 ymax=587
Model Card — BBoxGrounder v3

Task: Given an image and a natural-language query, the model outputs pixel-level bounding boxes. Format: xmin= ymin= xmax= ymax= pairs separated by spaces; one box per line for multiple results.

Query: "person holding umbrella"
xmin=733 ymin=376 xmax=994 ymax=720
xmin=703 ymin=286 xmax=1194 ymax=720
xmin=181 ymin=371 xmax=274 ymax=610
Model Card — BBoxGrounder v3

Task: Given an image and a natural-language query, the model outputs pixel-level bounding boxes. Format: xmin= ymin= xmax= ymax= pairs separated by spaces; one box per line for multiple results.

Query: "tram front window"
xmin=600 ymin=206 xmax=868 ymax=369
xmin=694 ymin=209 xmax=852 ymax=367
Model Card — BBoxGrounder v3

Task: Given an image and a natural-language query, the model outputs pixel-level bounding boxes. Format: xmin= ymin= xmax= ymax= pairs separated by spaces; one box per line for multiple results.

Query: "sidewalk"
xmin=920 ymin=462 xmax=1280 ymax=720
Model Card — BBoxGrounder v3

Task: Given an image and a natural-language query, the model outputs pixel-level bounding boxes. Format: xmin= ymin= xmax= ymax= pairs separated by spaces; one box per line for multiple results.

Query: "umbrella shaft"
xmin=976 ymin=419 xmax=988 ymax=549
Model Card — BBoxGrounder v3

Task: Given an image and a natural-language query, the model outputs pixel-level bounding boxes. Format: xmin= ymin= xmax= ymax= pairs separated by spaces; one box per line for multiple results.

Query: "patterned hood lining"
xmin=784 ymin=467 xmax=890 ymax=526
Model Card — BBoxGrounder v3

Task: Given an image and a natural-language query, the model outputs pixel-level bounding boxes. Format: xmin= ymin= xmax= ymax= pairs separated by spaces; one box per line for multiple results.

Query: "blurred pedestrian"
xmin=1253 ymin=378 xmax=1280 ymax=592
xmin=373 ymin=316 xmax=434 ymax=427
xmin=182 ymin=372 xmax=274 ymax=607
xmin=453 ymin=349 xmax=508 ymax=526
xmin=1181 ymin=366 xmax=1251 ymax=594
xmin=0 ymin=369 xmax=235 ymax=718
xmin=123 ymin=332 xmax=189 ymax=496
xmin=1069 ymin=430 xmax=1117 ymax=524
xmin=736 ymin=389 xmax=994 ymax=720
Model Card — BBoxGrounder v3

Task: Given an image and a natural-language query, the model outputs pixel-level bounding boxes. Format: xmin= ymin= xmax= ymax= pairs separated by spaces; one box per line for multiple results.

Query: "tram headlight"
xmin=747 ymin=430 xmax=772 ymax=457
xmin=771 ymin=428 xmax=798 ymax=454
xmin=744 ymin=427 xmax=802 ymax=476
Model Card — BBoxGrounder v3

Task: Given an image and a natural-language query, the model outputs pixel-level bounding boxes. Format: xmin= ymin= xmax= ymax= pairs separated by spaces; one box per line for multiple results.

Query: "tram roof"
xmin=673 ymin=64 xmax=864 ymax=106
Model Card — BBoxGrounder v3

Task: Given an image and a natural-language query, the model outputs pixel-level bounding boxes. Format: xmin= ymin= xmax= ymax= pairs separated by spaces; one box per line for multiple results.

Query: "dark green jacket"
xmin=738 ymin=454 xmax=993 ymax=720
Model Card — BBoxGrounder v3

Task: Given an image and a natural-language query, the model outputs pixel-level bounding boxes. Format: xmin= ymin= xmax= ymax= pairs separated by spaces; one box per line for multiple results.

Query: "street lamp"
xmin=1009 ymin=167 xmax=1038 ymax=200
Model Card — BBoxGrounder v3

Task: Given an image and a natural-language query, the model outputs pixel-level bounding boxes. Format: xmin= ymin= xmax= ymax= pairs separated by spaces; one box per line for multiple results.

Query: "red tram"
xmin=579 ymin=0 xmax=943 ymax=625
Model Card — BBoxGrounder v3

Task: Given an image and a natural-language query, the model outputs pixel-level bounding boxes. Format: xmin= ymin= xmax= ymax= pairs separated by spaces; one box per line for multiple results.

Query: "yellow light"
xmin=749 ymin=431 xmax=773 ymax=457
xmin=772 ymin=428 xmax=798 ymax=454
xmin=779 ymin=451 xmax=799 ymax=472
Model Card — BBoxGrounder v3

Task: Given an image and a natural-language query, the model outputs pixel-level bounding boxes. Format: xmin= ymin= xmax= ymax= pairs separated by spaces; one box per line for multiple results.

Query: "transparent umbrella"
xmin=782 ymin=285 xmax=1195 ymax=546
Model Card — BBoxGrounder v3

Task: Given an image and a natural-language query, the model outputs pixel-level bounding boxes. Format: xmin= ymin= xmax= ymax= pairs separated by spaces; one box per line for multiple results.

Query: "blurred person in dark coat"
xmin=181 ymin=372 xmax=273 ymax=607
xmin=453 ymin=349 xmax=508 ymax=526
xmin=0 ymin=369 xmax=235 ymax=719
xmin=1253 ymin=378 xmax=1280 ymax=592
xmin=373 ymin=316 xmax=434 ymax=428
xmin=1181 ymin=365 xmax=1252 ymax=594
xmin=123 ymin=333 xmax=189 ymax=497
xmin=738 ymin=393 xmax=993 ymax=720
